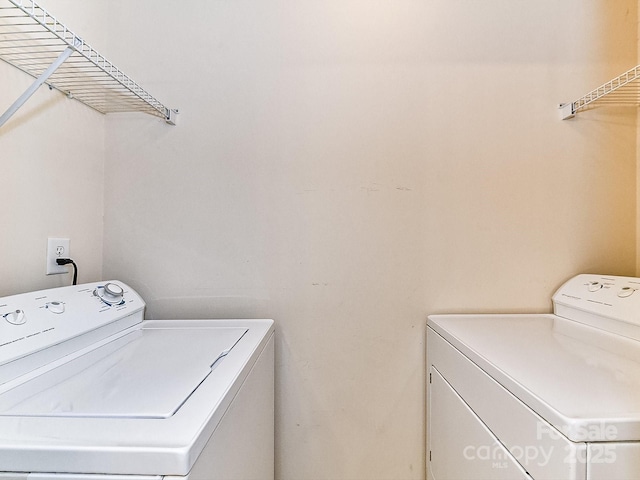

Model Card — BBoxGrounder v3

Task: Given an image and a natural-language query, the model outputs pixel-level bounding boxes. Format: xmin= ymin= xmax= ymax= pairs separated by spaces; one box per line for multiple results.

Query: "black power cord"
xmin=56 ymin=258 xmax=78 ymax=285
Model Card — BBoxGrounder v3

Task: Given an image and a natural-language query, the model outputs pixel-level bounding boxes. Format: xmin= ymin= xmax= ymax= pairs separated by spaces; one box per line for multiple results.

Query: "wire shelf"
xmin=0 ymin=0 xmax=176 ymax=125
xmin=560 ymin=65 xmax=640 ymax=120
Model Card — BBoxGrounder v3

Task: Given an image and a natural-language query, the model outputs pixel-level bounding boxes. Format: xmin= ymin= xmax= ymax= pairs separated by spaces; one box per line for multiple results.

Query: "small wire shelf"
xmin=0 ymin=0 xmax=176 ymax=127
xmin=560 ymin=65 xmax=640 ymax=120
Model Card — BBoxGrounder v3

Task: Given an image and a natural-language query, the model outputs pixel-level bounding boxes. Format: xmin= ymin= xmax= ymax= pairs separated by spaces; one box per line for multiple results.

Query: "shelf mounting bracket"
xmin=0 ymin=44 xmax=76 ymax=128
xmin=559 ymin=103 xmax=576 ymax=120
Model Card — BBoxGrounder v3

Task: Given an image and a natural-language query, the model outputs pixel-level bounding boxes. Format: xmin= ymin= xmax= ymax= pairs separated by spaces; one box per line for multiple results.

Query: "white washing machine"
xmin=0 ymin=281 xmax=274 ymax=479
xmin=427 ymin=274 xmax=640 ymax=480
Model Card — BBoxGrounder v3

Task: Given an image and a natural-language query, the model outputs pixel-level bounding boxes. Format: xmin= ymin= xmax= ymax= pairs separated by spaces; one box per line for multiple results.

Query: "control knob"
xmin=95 ymin=282 xmax=125 ymax=305
xmin=587 ymin=281 xmax=602 ymax=292
xmin=3 ymin=309 xmax=26 ymax=325
xmin=618 ymin=287 xmax=636 ymax=298
xmin=46 ymin=301 xmax=65 ymax=314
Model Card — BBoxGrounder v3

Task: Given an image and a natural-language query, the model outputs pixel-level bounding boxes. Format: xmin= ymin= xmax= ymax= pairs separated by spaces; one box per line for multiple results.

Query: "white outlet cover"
xmin=46 ymin=238 xmax=70 ymax=275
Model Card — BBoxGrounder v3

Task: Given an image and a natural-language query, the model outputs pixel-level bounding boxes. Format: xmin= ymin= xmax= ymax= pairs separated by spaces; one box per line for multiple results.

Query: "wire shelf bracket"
xmin=0 ymin=0 xmax=177 ymax=128
xmin=560 ymin=65 xmax=640 ymax=120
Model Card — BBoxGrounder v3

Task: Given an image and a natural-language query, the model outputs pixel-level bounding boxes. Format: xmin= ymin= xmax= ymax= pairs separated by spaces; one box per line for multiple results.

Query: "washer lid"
xmin=0 ymin=326 xmax=247 ymax=418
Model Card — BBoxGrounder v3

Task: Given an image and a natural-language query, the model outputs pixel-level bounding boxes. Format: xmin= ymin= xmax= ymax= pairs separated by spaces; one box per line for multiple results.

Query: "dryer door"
xmin=428 ymin=367 xmax=532 ymax=480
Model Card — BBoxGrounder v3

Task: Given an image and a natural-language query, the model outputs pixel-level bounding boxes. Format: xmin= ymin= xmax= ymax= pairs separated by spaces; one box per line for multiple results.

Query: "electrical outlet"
xmin=46 ymin=238 xmax=70 ymax=275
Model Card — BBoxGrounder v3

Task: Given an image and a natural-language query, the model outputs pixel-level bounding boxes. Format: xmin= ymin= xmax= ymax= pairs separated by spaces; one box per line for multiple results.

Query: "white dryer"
xmin=427 ymin=274 xmax=640 ymax=480
xmin=0 ymin=281 xmax=274 ymax=479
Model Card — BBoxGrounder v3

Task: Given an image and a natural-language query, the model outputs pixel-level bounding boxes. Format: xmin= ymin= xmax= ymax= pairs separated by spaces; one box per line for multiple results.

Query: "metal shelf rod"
xmin=0 ymin=44 xmax=71 ymax=127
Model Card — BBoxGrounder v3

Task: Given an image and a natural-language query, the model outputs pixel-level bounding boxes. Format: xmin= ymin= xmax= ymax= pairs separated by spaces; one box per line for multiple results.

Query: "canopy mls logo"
xmin=462 ymin=421 xmax=618 ymax=468
xmin=462 ymin=443 xmax=554 ymax=468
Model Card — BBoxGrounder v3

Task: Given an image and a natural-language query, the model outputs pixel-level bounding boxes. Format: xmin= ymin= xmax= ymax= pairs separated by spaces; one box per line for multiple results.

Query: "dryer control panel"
xmin=553 ymin=274 xmax=640 ymax=336
xmin=0 ymin=281 xmax=145 ymax=369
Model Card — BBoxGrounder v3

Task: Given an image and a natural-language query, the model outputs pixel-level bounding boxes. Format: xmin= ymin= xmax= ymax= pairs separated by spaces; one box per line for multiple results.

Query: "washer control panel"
xmin=0 ymin=281 xmax=144 ymax=366
xmin=553 ymin=274 xmax=640 ymax=327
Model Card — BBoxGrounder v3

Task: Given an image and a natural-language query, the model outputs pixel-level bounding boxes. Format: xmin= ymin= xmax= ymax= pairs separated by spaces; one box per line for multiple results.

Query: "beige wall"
xmin=1 ymin=1 xmax=637 ymax=479
xmin=101 ymin=1 xmax=637 ymax=479
xmin=0 ymin=0 xmax=106 ymax=296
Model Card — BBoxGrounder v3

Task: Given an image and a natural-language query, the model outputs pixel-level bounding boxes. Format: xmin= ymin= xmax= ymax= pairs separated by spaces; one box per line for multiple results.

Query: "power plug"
xmin=46 ymin=238 xmax=70 ymax=275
